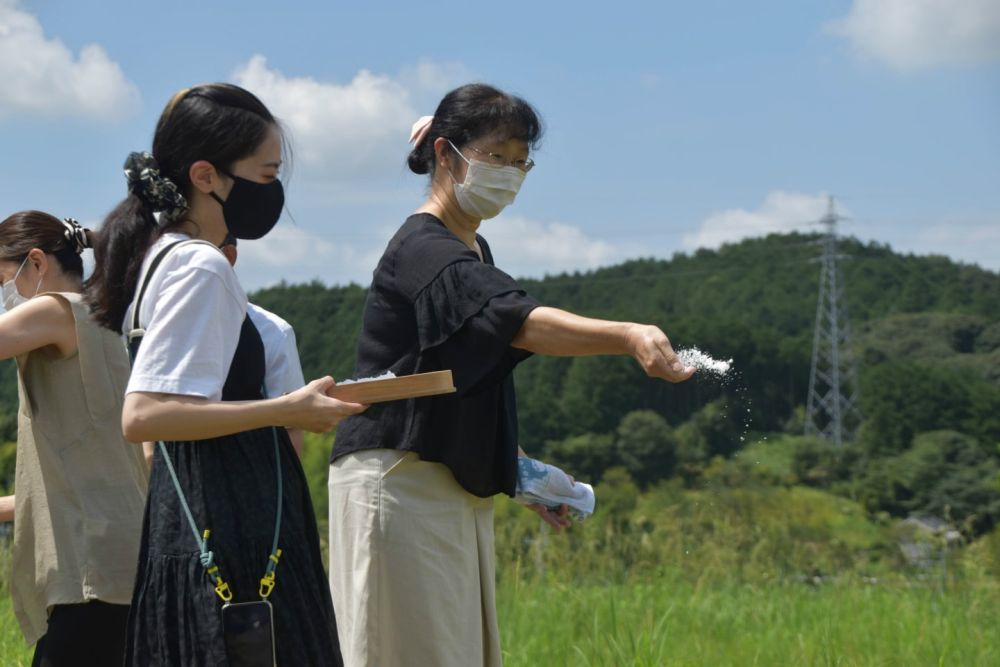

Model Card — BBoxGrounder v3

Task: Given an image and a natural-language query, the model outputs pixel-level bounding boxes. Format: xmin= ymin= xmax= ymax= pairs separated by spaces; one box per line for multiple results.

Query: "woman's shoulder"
xmin=31 ymin=292 xmax=85 ymax=330
xmin=9 ymin=292 xmax=76 ymax=326
xmin=139 ymin=233 xmax=246 ymax=313
xmin=388 ymin=214 xmax=479 ymax=289
xmin=391 ymin=214 xmax=466 ymax=252
xmin=1 ymin=293 xmax=80 ymax=361
xmin=152 ymin=233 xmax=230 ymax=275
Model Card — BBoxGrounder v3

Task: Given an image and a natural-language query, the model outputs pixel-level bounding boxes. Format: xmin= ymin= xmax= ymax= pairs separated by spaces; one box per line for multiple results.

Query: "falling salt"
xmin=676 ymin=347 xmax=733 ymax=376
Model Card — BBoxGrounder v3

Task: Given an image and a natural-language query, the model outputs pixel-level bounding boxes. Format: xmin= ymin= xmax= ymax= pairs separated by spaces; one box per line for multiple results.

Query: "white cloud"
xmin=0 ymin=0 xmax=140 ymax=120
xmin=232 ymin=56 xmax=471 ymax=183
xmin=483 ymin=215 xmax=641 ymax=279
xmin=905 ymin=215 xmax=1000 ymax=270
xmin=827 ymin=0 xmax=1000 ymax=70
xmin=685 ymin=191 xmax=837 ymax=250
xmin=230 ymin=223 xmax=401 ymax=290
xmin=215 ymin=205 xmax=1000 ymax=291
xmin=230 ymin=215 xmax=641 ymax=289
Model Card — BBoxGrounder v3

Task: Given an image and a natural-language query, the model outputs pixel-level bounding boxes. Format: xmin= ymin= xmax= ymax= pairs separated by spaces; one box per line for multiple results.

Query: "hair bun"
xmin=123 ymin=151 xmax=188 ymax=222
xmin=61 ymin=217 xmax=90 ymax=254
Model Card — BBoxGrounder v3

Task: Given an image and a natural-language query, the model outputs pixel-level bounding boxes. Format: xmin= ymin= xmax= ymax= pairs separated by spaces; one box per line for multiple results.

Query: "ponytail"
xmin=85 ymin=191 xmax=159 ymax=331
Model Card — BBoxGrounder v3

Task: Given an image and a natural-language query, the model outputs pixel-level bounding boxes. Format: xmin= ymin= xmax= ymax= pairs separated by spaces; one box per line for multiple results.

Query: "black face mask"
xmin=210 ymin=170 xmax=285 ymax=240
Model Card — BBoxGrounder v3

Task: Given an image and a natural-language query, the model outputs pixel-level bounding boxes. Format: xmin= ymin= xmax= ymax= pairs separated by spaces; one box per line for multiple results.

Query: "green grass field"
xmin=3 ymin=571 xmax=998 ymax=666
xmin=497 ymin=576 xmax=1000 ymax=666
xmin=4 ymin=438 xmax=999 ymax=665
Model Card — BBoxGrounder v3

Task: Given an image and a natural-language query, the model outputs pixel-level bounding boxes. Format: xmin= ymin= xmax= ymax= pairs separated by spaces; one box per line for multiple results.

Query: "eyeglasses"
xmin=463 ymin=144 xmax=535 ymax=173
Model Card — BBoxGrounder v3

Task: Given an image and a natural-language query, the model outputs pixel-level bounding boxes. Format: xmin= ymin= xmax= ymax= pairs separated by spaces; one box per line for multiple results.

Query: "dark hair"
xmin=0 ymin=210 xmax=91 ymax=279
xmin=86 ymin=83 xmax=278 ymax=331
xmin=407 ymin=83 xmax=543 ymax=176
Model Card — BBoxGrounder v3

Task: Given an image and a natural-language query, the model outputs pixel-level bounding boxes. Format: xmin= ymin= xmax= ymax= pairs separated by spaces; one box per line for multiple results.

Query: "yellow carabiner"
xmin=259 ymin=572 xmax=276 ymax=599
xmin=214 ymin=579 xmax=233 ymax=603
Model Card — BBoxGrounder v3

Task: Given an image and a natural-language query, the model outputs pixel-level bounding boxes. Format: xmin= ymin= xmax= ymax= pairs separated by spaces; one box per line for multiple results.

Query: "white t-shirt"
xmin=247 ymin=303 xmax=306 ymax=398
xmin=125 ymin=232 xmax=247 ymax=401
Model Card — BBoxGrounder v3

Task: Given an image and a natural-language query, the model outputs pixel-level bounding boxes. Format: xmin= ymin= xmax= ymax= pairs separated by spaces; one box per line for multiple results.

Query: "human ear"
xmin=26 ymin=248 xmax=48 ymax=276
xmin=189 ymin=160 xmax=223 ymax=195
xmin=433 ymin=137 xmax=452 ymax=171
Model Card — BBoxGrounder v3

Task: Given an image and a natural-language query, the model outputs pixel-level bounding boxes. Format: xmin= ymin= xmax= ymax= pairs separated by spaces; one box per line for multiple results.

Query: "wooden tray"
xmin=326 ymin=370 xmax=456 ymax=404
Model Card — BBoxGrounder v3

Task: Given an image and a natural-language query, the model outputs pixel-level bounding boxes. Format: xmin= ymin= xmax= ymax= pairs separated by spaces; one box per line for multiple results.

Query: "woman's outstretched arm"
xmin=511 ymin=306 xmax=695 ymax=383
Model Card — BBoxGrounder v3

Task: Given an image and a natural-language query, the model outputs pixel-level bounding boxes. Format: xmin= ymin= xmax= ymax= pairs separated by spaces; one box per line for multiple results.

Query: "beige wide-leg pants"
xmin=328 ymin=449 xmax=501 ymax=667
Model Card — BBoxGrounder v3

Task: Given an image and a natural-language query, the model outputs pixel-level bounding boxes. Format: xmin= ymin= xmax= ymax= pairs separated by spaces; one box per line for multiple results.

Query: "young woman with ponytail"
xmin=0 ymin=211 xmax=148 ymax=667
xmin=86 ymin=83 xmax=364 ymax=666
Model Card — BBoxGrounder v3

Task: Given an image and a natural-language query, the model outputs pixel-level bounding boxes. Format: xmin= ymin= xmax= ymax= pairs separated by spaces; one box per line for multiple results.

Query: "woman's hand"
xmin=525 ymin=502 xmax=572 ymax=530
xmin=512 ymin=308 xmax=696 ymax=386
xmin=625 ymin=324 xmax=696 ymax=383
xmin=520 ymin=460 xmax=574 ymax=530
xmin=281 ymin=377 xmax=367 ymax=433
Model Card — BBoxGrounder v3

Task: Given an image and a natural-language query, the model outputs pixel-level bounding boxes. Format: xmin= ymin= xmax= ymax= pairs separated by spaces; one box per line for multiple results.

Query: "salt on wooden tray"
xmin=327 ymin=370 xmax=456 ymax=404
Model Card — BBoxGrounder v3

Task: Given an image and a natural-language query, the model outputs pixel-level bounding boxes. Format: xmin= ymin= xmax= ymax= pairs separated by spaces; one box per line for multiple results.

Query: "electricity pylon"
xmin=804 ymin=196 xmax=862 ymax=445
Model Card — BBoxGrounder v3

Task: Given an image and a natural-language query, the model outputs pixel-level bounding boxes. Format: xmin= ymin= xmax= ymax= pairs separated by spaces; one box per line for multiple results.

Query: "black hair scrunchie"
xmin=123 ymin=151 xmax=188 ymax=223
xmin=61 ymin=217 xmax=90 ymax=254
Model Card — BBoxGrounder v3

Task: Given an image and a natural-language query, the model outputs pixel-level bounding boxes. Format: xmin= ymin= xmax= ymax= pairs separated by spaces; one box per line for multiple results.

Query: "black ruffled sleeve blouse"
xmin=330 ymin=213 xmax=539 ymax=497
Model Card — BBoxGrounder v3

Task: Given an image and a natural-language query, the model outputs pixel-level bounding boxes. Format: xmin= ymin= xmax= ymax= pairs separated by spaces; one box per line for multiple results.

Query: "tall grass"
xmin=3 ymin=561 xmax=997 ymax=666
xmin=2 ymin=455 xmax=998 ymax=665
xmin=490 ymin=472 xmax=1000 ymax=665
xmin=0 ymin=542 xmax=30 ymax=666
xmin=497 ymin=575 xmax=1000 ymax=666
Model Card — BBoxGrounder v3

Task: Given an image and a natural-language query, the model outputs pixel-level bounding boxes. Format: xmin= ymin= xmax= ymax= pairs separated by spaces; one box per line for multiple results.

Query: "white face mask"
xmin=447 ymin=140 xmax=526 ymax=220
xmin=2 ymin=256 xmax=42 ymax=312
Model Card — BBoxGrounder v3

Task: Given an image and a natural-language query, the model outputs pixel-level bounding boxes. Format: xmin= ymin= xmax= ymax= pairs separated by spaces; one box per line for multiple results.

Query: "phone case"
xmin=221 ymin=600 xmax=276 ymax=667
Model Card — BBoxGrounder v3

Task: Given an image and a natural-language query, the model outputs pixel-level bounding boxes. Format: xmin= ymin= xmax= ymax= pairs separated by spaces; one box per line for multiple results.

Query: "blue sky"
xmin=1 ymin=0 xmax=997 ymax=289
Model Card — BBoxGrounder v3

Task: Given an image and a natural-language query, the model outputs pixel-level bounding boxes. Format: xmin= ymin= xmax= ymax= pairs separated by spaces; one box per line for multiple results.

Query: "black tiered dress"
xmin=125 ymin=317 xmax=342 ymax=666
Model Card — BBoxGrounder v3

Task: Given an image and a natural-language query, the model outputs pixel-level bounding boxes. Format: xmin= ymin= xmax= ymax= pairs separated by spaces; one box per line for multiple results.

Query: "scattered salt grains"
xmin=676 ymin=347 xmax=733 ymax=376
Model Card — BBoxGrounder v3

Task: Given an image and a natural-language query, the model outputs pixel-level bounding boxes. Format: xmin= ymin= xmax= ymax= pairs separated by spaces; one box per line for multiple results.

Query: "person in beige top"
xmin=0 ymin=210 xmax=148 ymax=666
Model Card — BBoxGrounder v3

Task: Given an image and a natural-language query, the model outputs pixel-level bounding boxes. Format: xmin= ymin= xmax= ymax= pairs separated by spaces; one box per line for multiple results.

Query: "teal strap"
xmin=157 ymin=440 xmax=211 ymax=559
xmin=259 ymin=425 xmax=283 ymax=599
xmin=156 ymin=423 xmax=284 ymax=603
xmin=156 ymin=439 xmax=233 ymax=602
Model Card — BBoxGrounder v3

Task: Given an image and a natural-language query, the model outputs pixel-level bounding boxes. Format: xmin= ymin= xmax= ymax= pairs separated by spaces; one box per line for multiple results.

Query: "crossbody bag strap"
xmin=128 ymin=239 xmax=218 ymax=341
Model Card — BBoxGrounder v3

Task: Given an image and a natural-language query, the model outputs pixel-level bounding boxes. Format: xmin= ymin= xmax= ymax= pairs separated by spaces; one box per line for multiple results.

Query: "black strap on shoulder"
xmin=130 ymin=240 xmax=187 ymax=333
xmin=126 ymin=239 xmax=217 ymax=361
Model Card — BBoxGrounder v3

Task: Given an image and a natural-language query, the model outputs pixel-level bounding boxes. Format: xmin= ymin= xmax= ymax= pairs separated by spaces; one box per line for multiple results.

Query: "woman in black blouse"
xmin=329 ymin=83 xmax=694 ymax=667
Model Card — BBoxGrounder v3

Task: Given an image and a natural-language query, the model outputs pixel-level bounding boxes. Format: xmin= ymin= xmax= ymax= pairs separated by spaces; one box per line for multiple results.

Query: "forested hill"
xmin=1 ymin=232 xmax=998 ymax=531
xmin=247 ymin=232 xmax=1000 ymax=537
xmin=1 ymin=232 xmax=996 ymax=443
xmin=239 ymin=232 xmax=1000 ymax=448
